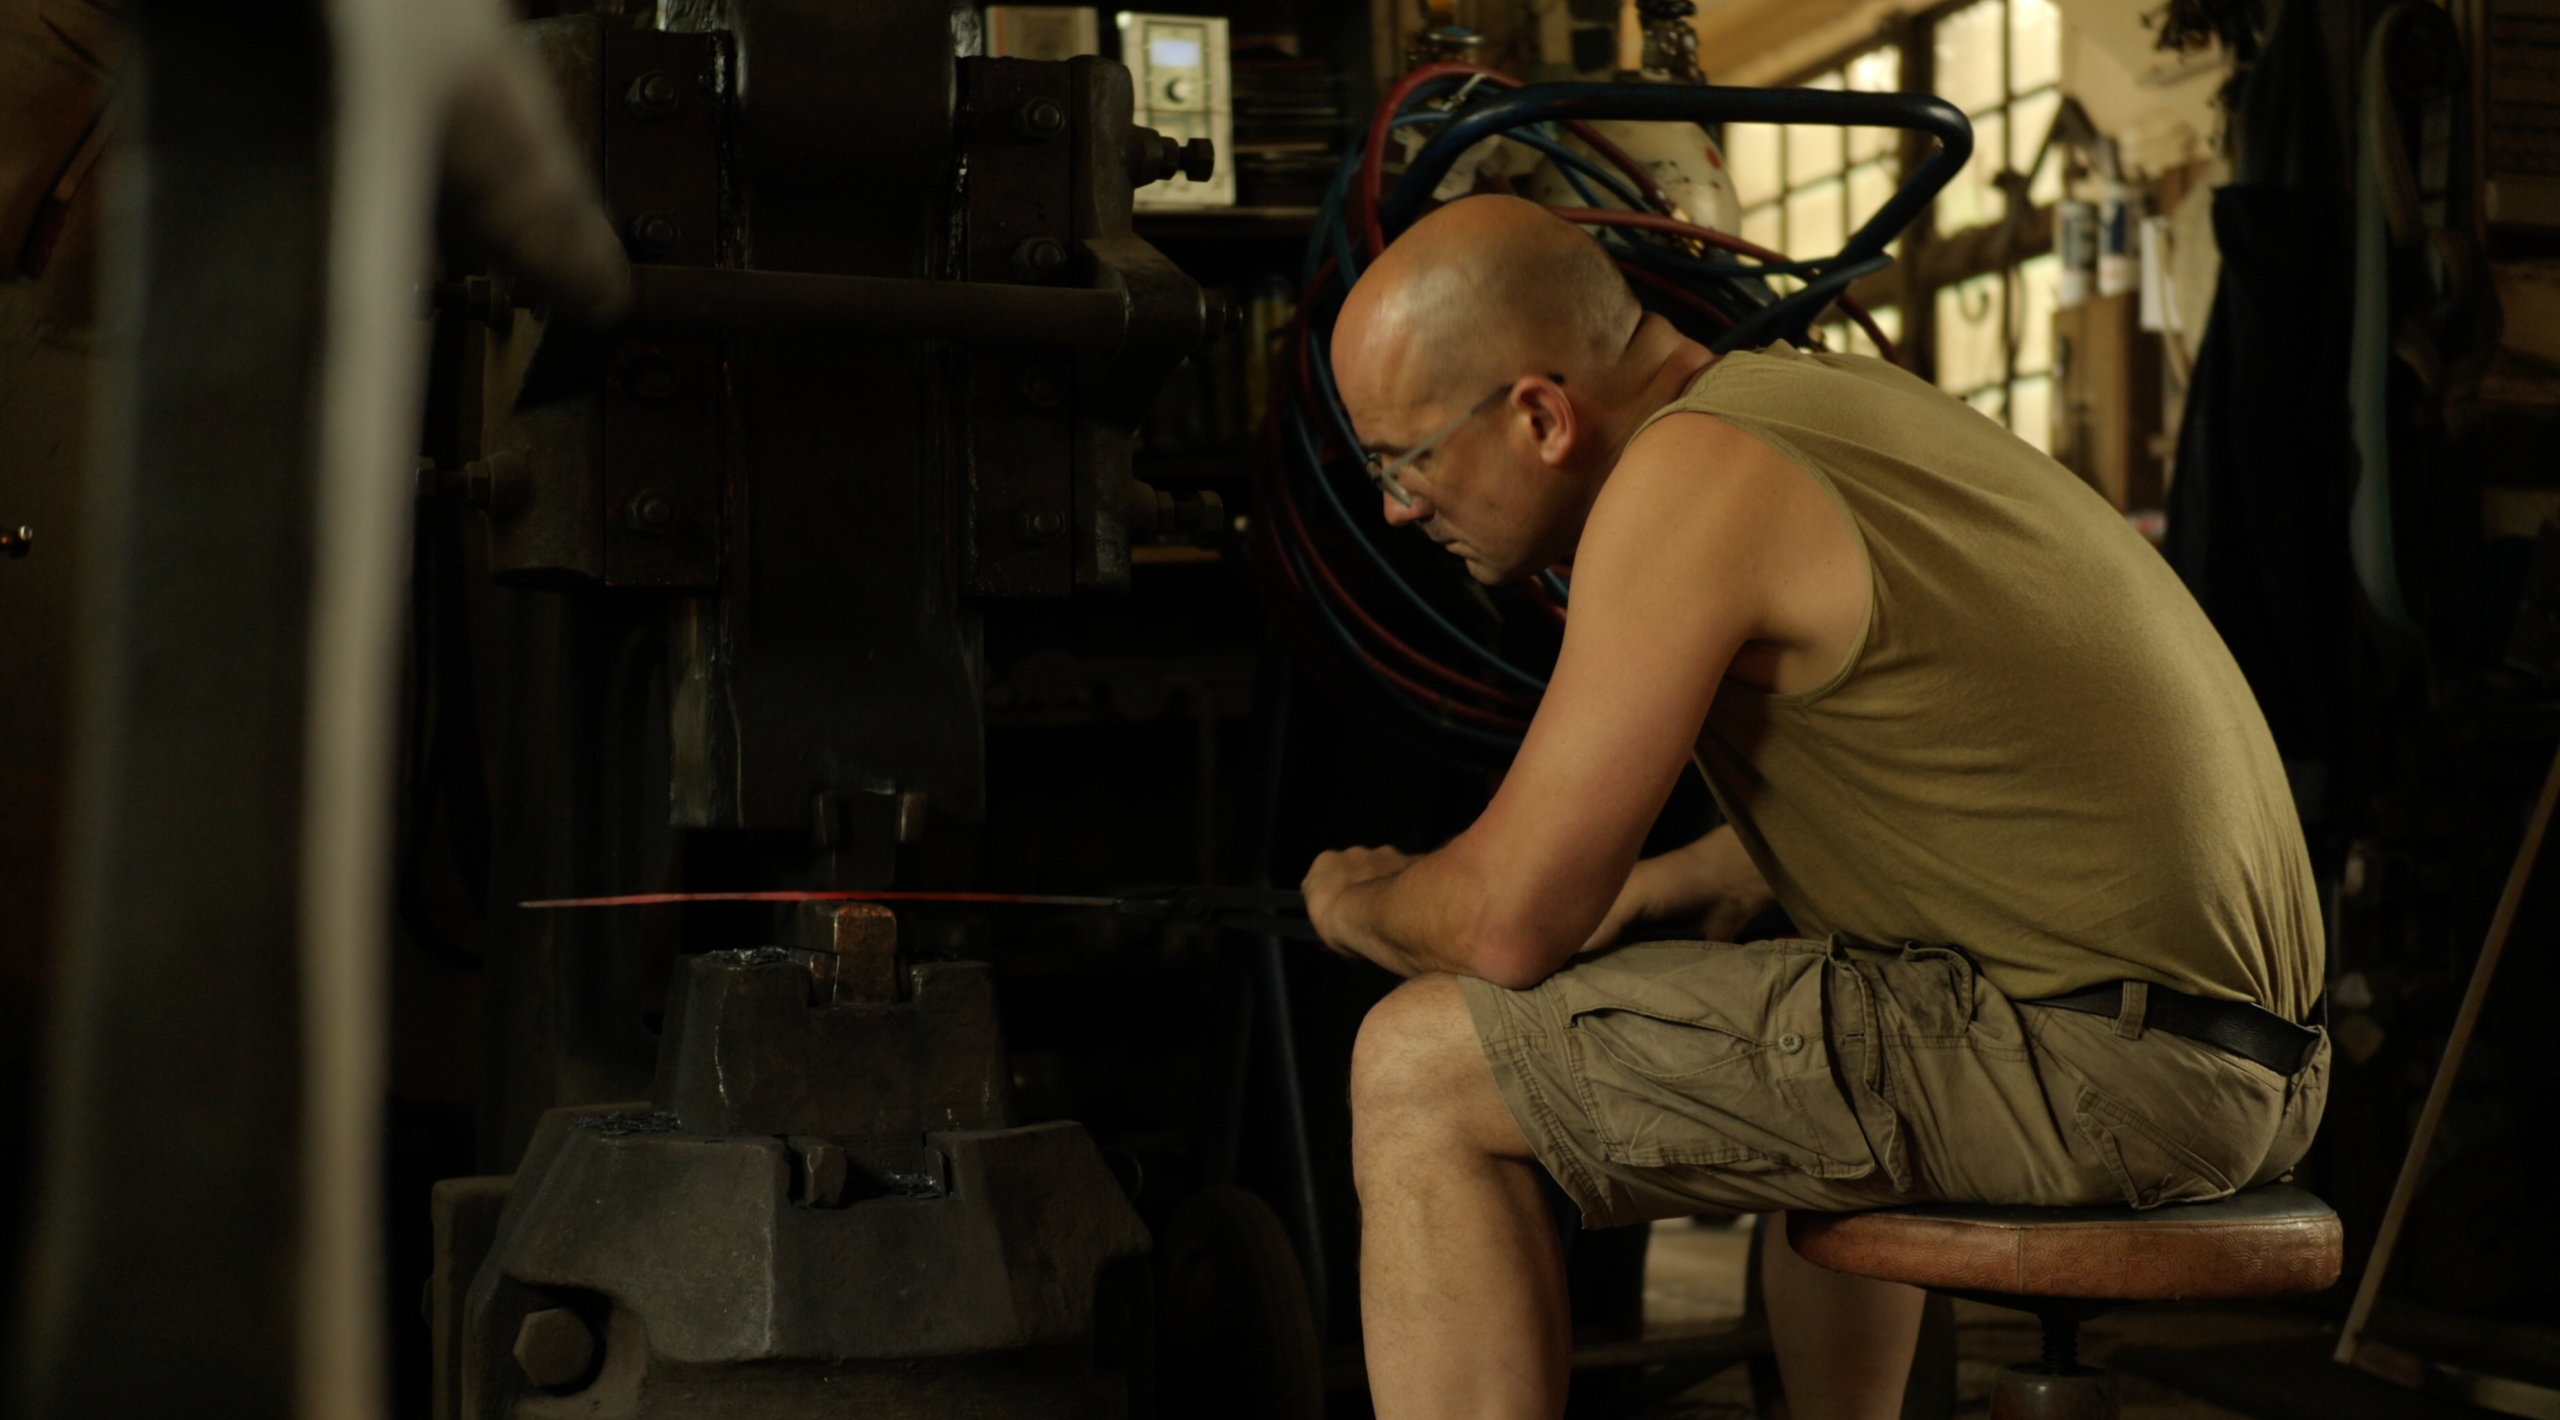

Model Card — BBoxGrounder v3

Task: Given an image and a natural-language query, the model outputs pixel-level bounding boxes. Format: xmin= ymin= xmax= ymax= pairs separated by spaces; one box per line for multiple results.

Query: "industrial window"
xmin=1718 ymin=0 xmax=2066 ymax=448
xmin=1723 ymin=45 xmax=1906 ymax=361
xmin=1926 ymin=0 xmax=2062 ymax=445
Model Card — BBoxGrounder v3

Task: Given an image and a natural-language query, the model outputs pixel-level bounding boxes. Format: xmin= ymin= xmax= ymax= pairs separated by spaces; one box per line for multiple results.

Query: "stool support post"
xmin=2039 ymin=1313 xmax=2080 ymax=1374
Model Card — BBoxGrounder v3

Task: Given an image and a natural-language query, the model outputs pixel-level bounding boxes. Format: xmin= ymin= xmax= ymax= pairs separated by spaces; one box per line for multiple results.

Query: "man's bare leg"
xmin=1350 ymin=974 xmax=1567 ymax=1420
xmin=1761 ymin=1213 xmax=1927 ymax=1419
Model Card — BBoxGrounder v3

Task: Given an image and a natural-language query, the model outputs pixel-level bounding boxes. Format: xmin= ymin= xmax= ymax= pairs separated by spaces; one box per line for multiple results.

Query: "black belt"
xmin=2021 ymin=981 xmax=2322 ymax=1075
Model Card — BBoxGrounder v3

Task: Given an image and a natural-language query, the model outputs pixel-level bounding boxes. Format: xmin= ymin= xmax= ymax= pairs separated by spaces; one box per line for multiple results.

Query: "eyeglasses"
xmin=1362 ymin=374 xmax=1566 ymax=509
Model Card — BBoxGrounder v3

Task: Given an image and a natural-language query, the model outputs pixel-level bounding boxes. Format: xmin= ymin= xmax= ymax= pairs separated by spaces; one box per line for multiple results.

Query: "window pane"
xmin=1838 ymin=312 xmax=1875 ymax=359
xmin=1845 ymin=45 xmax=1900 ymax=92
xmin=1742 ymin=202 xmax=1783 ymax=256
xmin=1727 ymin=123 xmax=1782 ymax=207
xmin=1847 ymin=159 xmax=1897 ymax=236
xmin=1863 ymin=303 xmax=1903 ymax=351
xmin=1846 ymin=46 xmax=1902 ymax=162
xmin=2010 ymin=373 xmax=2052 ymax=452
xmin=1936 ymin=272 xmax=2005 ymax=395
xmin=2012 ymin=0 xmax=2062 ymax=95
xmin=1936 ymin=107 xmax=2006 ymax=232
xmin=2010 ymin=88 xmax=2063 ymax=205
xmin=1788 ymin=75 xmax=1846 ymax=184
xmin=1787 ymin=125 xmax=1845 ymax=184
xmin=2014 ymin=252 xmax=2060 ymax=374
xmin=1787 ymin=178 xmax=1845 ymax=259
xmin=1933 ymin=0 xmax=2005 ymax=118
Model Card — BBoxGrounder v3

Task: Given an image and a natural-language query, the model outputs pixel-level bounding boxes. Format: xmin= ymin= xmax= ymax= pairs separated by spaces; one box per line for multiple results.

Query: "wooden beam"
xmin=1692 ymin=0 xmax=1886 ymax=77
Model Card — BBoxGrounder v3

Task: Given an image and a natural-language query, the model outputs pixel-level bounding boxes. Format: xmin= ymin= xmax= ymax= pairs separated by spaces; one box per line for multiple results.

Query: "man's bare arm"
xmin=1581 ymin=824 xmax=1776 ymax=950
xmin=1302 ymin=413 xmax=1846 ymax=988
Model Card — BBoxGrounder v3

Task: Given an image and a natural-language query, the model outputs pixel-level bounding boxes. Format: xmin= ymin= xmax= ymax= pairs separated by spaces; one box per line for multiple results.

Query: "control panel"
xmin=1119 ymin=11 xmax=1234 ymax=208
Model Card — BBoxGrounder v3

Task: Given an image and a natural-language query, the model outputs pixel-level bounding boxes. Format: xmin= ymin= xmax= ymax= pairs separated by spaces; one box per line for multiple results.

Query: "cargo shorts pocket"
xmin=2073 ymin=1086 xmax=2237 ymax=1208
xmin=2023 ymin=1002 xmax=2297 ymax=1210
xmin=1556 ymin=944 xmax=1875 ymax=1179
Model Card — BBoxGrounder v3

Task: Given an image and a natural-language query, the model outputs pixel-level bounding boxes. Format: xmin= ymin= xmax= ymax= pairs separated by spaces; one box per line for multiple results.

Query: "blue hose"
xmin=1271 ymin=80 xmax=1949 ymax=753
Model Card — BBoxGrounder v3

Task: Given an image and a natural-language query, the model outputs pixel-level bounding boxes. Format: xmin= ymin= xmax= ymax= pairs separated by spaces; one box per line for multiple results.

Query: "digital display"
xmin=1148 ymin=35 xmax=1202 ymax=69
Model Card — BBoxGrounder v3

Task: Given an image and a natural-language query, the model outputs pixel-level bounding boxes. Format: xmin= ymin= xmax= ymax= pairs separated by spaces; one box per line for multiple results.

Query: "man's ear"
xmin=1525 ymin=379 xmax=1576 ymax=467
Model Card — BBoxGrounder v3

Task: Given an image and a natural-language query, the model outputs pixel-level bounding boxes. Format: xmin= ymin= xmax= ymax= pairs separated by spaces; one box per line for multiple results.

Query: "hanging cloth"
xmin=2346 ymin=1 xmax=2499 ymax=639
xmin=2162 ymin=0 xmax=2357 ymax=777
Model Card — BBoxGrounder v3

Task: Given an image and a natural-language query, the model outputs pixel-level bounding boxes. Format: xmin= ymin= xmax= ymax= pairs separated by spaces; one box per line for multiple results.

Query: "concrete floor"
xmin=1635 ymin=1217 xmax=2333 ymax=1419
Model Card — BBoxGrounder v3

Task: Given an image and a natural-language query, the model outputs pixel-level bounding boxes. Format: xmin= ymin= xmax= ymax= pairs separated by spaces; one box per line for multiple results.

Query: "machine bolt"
xmin=1010 ymin=236 xmax=1069 ymax=283
xmin=1125 ymin=128 xmax=1182 ymax=185
xmin=1015 ymin=97 xmax=1067 ymax=140
xmin=1178 ymin=136 xmax=1216 ymax=183
xmin=623 ymin=353 xmax=679 ymax=402
xmin=513 ymin=1307 xmax=596 ymax=1391
xmin=1 ymin=525 xmax=30 ymax=559
xmin=623 ymin=489 xmax=675 ymax=533
xmin=625 ymin=70 xmax=681 ymax=119
xmin=454 ymin=452 xmax=526 ymax=519
xmin=1014 ymin=367 xmax=1066 ymax=410
xmin=1017 ymin=504 xmax=1067 ymax=544
xmin=627 ymin=211 xmax=681 ymax=258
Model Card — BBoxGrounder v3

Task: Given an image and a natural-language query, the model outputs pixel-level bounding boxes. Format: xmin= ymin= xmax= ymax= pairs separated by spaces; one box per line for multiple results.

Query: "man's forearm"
xmin=1332 ymin=862 xmax=1463 ymax=978
xmin=1326 ymin=845 xmax=1576 ymax=988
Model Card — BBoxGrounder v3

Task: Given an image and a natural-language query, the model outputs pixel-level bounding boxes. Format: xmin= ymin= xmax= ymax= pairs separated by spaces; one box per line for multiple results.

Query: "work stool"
xmin=1788 ymin=1185 xmax=2343 ymax=1419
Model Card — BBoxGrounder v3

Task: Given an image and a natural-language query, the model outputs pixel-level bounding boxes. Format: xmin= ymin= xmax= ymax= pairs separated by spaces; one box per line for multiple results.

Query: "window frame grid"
xmin=1728 ymin=45 xmax=1905 ymax=276
xmin=1722 ymin=0 xmax=2066 ymax=448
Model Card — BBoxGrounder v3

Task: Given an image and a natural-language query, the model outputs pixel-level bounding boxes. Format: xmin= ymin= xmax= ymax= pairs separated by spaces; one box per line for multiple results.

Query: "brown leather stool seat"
xmin=1788 ymin=1186 xmax=2343 ymax=1419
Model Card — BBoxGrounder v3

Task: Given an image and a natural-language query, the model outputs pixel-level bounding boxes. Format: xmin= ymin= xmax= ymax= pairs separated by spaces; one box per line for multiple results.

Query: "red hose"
xmin=1262 ymin=310 xmax=1537 ymax=725
xmin=1259 ymin=461 xmax=1531 ymax=733
xmin=1361 ymin=63 xmax=1670 ymax=259
xmin=1548 ymin=206 xmax=1786 ymax=262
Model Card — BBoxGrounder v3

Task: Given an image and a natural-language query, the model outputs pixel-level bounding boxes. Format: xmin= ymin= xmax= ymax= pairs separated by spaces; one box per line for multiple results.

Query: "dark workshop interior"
xmin=3 ymin=0 xmax=2558 ymax=1416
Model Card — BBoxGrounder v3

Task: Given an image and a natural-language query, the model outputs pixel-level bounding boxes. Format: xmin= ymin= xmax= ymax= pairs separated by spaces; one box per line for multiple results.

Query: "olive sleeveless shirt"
xmin=1634 ymin=344 xmax=2322 ymax=1019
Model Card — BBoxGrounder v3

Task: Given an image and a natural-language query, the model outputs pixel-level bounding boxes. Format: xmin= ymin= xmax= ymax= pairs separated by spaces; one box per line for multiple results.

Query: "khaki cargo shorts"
xmin=1459 ymin=938 xmax=2329 ymax=1230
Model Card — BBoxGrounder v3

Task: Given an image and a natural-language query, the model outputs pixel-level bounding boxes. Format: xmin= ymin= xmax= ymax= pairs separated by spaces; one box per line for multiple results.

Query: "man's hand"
xmin=1302 ymin=845 xmax=1420 ymax=970
xmin=1580 ymin=824 xmax=1775 ymax=952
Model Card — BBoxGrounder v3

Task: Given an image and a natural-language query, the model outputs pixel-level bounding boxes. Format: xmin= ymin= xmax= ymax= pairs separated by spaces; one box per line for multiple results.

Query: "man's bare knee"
xmin=1350 ymin=976 xmax=1527 ymax=1162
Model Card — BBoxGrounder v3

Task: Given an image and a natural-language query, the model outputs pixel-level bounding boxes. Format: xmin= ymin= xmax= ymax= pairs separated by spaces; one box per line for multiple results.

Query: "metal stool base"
xmin=1989 ymin=1362 xmax=2121 ymax=1420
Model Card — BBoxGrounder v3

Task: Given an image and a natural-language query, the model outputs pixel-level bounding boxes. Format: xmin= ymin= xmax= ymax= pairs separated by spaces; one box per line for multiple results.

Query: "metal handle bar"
xmin=1388 ymin=84 xmax=1972 ymax=270
xmin=1711 ymin=253 xmax=1892 ymax=354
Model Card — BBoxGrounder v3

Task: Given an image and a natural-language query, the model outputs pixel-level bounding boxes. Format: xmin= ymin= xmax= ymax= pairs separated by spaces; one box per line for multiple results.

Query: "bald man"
xmin=1298 ymin=196 xmax=2327 ymax=1420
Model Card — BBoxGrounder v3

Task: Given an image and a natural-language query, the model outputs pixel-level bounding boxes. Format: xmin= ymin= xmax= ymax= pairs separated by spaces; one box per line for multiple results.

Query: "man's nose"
xmin=1383 ymin=491 xmax=1433 ymax=526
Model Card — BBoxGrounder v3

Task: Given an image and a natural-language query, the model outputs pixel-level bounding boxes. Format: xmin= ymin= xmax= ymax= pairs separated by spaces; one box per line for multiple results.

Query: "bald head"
xmin=1334 ymin=195 xmax=1641 ymax=413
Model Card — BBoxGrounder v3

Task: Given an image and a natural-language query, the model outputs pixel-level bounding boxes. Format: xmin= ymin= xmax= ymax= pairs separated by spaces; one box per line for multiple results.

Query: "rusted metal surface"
xmin=654 ymin=951 xmax=1009 ymax=1138
xmin=422 ymin=12 xmax=1221 ymax=1420
xmin=473 ymin=19 xmax=606 ymax=585
xmin=960 ymin=58 xmax=1080 ymax=597
xmin=464 ymin=19 xmax=723 ymax=589
xmin=451 ymin=949 xmax=1151 ymax=1419
xmin=597 ymin=26 xmax=718 ymax=588
xmin=1066 ymin=55 xmax=1212 ymax=590
xmin=817 ymin=902 xmax=900 ymax=1006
